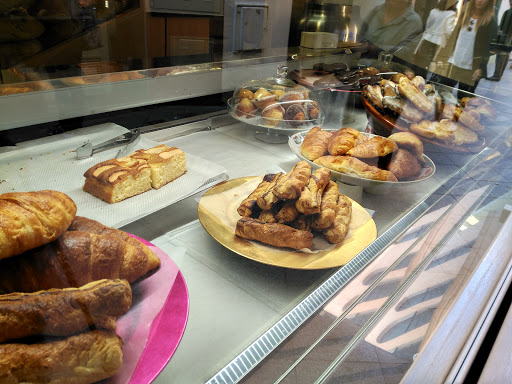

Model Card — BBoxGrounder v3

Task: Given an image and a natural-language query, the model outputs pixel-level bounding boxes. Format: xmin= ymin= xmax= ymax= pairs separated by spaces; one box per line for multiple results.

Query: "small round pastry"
xmin=305 ymin=101 xmax=320 ymax=120
xmin=271 ymin=89 xmax=286 ymax=99
xmin=293 ymin=85 xmax=310 ymax=99
xmin=253 ymin=94 xmax=277 ymax=110
xmin=236 ymin=97 xmax=257 ymax=118
xmin=261 ymin=105 xmax=284 ymax=127
xmin=238 ymin=88 xmax=254 ymax=100
xmin=253 ymin=87 xmax=272 ymax=99
xmin=284 ymin=104 xmax=307 ymax=127
xmin=279 ymin=91 xmax=304 ymax=108
xmin=362 ymin=67 xmax=379 ymax=76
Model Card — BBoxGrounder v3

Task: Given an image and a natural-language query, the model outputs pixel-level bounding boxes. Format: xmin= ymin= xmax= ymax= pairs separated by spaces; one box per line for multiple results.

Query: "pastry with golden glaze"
xmin=311 ymin=180 xmax=339 ymax=230
xmin=301 ymin=127 xmax=332 ymax=161
xmin=328 ymin=127 xmax=360 ymax=156
xmin=323 ymin=194 xmax=352 ymax=244
xmin=388 ymin=131 xmax=424 ymax=162
xmin=397 ymin=77 xmax=434 ymax=114
xmin=347 ymin=136 xmax=398 ymax=158
xmin=295 ymin=167 xmax=331 ymax=215
xmin=314 ymin=155 xmax=398 ymax=182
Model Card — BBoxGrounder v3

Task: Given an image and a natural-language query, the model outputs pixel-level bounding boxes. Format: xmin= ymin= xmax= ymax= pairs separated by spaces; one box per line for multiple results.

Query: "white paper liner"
xmin=0 ymin=124 xmax=227 ymax=228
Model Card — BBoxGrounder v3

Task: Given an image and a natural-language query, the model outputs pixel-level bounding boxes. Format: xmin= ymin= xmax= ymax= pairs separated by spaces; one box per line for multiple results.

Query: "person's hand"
xmin=473 ymin=68 xmax=482 ymax=81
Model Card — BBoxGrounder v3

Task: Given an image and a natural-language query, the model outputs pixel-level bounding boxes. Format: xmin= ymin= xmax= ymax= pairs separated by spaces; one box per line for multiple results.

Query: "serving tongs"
xmin=76 ymin=129 xmax=140 ymax=159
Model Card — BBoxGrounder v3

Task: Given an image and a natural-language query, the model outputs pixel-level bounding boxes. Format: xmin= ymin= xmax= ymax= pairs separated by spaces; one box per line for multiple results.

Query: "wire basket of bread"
xmin=361 ymin=72 xmax=496 ymax=150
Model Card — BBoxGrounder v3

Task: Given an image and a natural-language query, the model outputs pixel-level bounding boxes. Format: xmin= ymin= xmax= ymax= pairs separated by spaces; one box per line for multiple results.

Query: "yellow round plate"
xmin=197 ymin=176 xmax=377 ymax=270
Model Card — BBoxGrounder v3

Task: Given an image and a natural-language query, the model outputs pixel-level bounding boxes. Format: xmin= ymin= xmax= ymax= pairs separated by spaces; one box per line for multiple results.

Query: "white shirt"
xmin=448 ymin=18 xmax=477 ymax=70
xmin=422 ymin=9 xmax=456 ymax=47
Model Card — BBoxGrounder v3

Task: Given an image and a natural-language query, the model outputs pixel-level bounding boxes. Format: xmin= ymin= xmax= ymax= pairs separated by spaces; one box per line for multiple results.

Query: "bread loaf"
xmin=0 ymin=231 xmax=160 ymax=294
xmin=0 ymin=330 xmax=123 ymax=384
xmin=0 ymin=190 xmax=76 ymax=261
xmin=0 ymin=279 xmax=132 ymax=343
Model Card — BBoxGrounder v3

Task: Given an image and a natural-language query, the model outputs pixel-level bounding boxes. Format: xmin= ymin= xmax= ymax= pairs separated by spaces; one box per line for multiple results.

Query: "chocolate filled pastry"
xmin=284 ymin=104 xmax=307 ymax=127
xmin=237 ymin=173 xmax=278 ymax=217
xmin=300 ymin=127 xmax=332 ymax=161
xmin=305 ymin=101 xmax=320 ymax=120
xmin=257 ymin=173 xmax=283 ymax=210
xmin=323 ymin=194 xmax=352 ymax=244
xmin=275 ymin=200 xmax=299 ymax=224
xmin=387 ymin=149 xmax=421 ymax=180
xmin=328 ymin=127 xmax=360 ymax=156
xmin=273 ymin=160 xmax=312 ymax=200
xmin=312 ymin=180 xmax=339 ymax=230
xmin=235 ymin=218 xmax=313 ymax=250
xmin=295 ymin=167 xmax=331 ymax=215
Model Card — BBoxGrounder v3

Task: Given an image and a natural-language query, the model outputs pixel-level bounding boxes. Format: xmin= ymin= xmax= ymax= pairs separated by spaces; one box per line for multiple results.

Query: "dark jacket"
xmin=497 ymin=8 xmax=512 ymax=45
xmin=435 ymin=9 xmax=497 ymax=77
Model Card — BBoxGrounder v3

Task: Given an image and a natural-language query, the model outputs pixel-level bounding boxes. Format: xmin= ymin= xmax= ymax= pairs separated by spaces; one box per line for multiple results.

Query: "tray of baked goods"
xmin=197 ymin=160 xmax=377 ymax=269
xmin=289 ymin=59 xmax=414 ymax=91
xmin=360 ymin=72 xmax=497 ymax=152
xmin=227 ymin=76 xmax=325 ymax=132
xmin=0 ymin=190 xmax=189 ymax=383
xmin=288 ymin=127 xmax=435 ymax=194
xmin=0 ymin=124 xmax=227 ymax=228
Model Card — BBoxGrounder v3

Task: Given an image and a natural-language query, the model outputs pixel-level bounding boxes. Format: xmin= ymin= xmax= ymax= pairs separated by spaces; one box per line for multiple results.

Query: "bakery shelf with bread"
xmin=0 ymin=189 xmax=163 ymax=383
xmin=289 ymin=127 xmax=435 ymax=191
xmin=361 ymin=71 xmax=496 ymax=150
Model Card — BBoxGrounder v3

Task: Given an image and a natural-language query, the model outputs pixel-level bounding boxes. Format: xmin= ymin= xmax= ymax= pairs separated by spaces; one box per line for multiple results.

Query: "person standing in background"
xmin=414 ymin=0 xmax=458 ymax=76
xmin=489 ymin=0 xmax=512 ymax=80
xmin=434 ymin=0 xmax=497 ymax=96
xmin=360 ymin=0 xmax=423 ymax=58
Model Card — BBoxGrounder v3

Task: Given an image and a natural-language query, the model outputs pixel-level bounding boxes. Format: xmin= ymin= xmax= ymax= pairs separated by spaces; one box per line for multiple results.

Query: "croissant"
xmin=68 ymin=216 xmax=159 ymax=266
xmin=387 ymin=149 xmax=421 ymax=180
xmin=0 ymin=231 xmax=161 ymax=294
xmin=273 ymin=160 xmax=311 ymax=200
xmin=327 ymin=127 xmax=360 ymax=156
xmin=0 ymin=279 xmax=132 ymax=343
xmin=324 ymin=194 xmax=352 ymax=244
xmin=314 ymin=155 xmax=398 ymax=182
xmin=300 ymin=127 xmax=332 ymax=161
xmin=295 ymin=167 xmax=331 ymax=215
xmin=0 ymin=330 xmax=123 ymax=384
xmin=346 ymin=136 xmax=398 ymax=158
xmin=235 ymin=218 xmax=313 ymax=250
xmin=0 ymin=190 xmax=76 ymax=260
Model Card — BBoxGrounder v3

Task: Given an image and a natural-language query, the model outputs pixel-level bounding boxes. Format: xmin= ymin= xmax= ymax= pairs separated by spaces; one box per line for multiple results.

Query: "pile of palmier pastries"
xmin=363 ymin=72 xmax=496 ymax=146
xmin=0 ymin=190 xmax=160 ymax=383
xmin=301 ymin=127 xmax=426 ymax=182
xmin=236 ymin=161 xmax=352 ymax=250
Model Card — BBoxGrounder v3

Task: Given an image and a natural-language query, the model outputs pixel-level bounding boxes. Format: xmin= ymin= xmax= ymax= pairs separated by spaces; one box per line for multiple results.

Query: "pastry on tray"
xmin=83 ymin=144 xmax=186 ymax=203
xmin=235 ymin=161 xmax=353 ymax=250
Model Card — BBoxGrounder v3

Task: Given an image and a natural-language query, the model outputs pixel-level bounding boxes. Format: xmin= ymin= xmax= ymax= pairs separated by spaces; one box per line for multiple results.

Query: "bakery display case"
xmin=1 ymin=0 xmax=512 ymax=383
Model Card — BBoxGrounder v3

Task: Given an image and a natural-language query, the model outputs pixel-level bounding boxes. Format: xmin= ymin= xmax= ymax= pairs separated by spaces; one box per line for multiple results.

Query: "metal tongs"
xmin=76 ymin=129 xmax=141 ymax=159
